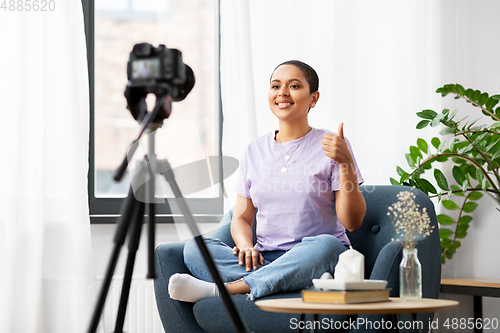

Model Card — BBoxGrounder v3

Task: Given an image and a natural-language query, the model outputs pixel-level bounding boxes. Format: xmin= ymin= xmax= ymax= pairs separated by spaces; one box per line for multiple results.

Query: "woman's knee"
xmin=183 ymin=237 xmax=229 ymax=266
xmin=303 ymin=234 xmax=347 ymax=256
xmin=183 ymin=238 xmax=200 ymax=265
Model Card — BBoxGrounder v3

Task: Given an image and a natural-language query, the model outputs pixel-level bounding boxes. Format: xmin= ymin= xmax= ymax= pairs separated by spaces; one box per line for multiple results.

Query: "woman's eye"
xmin=290 ymin=84 xmax=300 ymax=89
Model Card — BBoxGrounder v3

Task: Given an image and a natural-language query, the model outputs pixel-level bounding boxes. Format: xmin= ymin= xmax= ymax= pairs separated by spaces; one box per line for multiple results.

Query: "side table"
xmin=255 ymin=297 xmax=458 ymax=333
xmin=441 ymin=278 xmax=500 ymax=333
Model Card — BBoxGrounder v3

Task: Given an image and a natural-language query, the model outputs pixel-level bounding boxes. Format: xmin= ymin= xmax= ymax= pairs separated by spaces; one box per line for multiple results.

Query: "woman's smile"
xmin=276 ymin=101 xmax=294 ymax=109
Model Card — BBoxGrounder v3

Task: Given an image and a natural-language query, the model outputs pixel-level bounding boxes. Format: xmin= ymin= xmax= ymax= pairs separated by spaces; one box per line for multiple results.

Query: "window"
xmin=82 ymin=0 xmax=224 ymax=223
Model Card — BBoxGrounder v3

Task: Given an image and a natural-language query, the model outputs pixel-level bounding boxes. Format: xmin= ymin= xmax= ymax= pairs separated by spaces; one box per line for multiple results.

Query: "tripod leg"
xmin=147 ymin=201 xmax=156 ymax=279
xmin=162 ymin=170 xmax=249 ymax=333
xmin=87 ymin=188 xmax=138 ymax=333
xmin=114 ymin=200 xmax=146 ymax=333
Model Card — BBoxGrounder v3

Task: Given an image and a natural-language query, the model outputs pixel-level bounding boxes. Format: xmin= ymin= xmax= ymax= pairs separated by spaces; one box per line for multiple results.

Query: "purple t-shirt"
xmin=234 ymin=128 xmax=364 ymax=252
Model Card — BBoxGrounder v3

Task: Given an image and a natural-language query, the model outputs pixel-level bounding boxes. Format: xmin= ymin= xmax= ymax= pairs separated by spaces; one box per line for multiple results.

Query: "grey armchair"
xmin=154 ymin=185 xmax=442 ymax=332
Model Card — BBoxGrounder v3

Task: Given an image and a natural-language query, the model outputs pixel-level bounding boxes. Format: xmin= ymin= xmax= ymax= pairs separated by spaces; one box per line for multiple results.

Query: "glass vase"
xmin=399 ymin=247 xmax=422 ymax=301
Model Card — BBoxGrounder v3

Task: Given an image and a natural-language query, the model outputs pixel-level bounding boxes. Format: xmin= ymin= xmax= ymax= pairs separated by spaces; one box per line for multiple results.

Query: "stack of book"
xmin=302 ymin=287 xmax=390 ymax=304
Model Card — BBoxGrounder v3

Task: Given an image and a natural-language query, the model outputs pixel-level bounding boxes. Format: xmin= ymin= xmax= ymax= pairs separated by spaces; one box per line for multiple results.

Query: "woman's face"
xmin=268 ymin=64 xmax=319 ymax=123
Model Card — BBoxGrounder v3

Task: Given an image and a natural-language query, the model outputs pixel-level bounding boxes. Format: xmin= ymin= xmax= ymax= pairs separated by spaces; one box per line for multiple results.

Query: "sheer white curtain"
xmin=0 ymin=2 xmax=95 ymax=332
xmin=220 ymin=0 xmax=443 ymax=206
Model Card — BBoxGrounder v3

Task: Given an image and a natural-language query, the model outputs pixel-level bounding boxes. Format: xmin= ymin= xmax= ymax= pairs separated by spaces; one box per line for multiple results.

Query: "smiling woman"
xmin=168 ymin=60 xmax=366 ymax=303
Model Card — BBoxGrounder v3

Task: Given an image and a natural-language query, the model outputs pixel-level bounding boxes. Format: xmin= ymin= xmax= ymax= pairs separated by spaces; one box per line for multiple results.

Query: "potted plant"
xmin=391 ymin=84 xmax=500 ymax=264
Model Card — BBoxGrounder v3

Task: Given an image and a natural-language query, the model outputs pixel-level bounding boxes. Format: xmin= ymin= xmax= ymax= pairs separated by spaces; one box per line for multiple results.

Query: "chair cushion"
xmin=193 ymin=292 xmax=349 ymax=333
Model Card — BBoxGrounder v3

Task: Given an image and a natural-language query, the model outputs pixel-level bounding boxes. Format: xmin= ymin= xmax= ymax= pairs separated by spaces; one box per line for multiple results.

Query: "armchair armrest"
xmin=369 ymin=241 xmax=402 ymax=297
xmin=154 ymin=242 xmax=205 ymax=333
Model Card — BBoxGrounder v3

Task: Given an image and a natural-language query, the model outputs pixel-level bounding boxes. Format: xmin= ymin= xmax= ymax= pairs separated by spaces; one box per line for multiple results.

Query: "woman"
xmin=169 ymin=60 xmax=366 ymax=302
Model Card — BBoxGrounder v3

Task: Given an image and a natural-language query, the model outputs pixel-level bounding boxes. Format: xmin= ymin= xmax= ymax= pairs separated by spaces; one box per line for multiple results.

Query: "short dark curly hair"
xmin=271 ymin=60 xmax=319 ymax=94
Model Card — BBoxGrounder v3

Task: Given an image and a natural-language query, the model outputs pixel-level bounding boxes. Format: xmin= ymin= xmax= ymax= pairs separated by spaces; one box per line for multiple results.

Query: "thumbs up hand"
xmin=322 ymin=123 xmax=353 ymax=165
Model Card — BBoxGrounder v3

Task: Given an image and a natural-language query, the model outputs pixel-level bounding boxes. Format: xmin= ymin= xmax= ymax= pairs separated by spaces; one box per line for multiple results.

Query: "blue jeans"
xmin=183 ymin=234 xmax=348 ymax=299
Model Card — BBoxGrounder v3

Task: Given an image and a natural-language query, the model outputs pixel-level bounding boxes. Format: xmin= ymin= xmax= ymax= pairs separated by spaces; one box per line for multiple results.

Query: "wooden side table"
xmin=441 ymin=278 xmax=500 ymax=333
xmin=255 ymin=297 xmax=458 ymax=333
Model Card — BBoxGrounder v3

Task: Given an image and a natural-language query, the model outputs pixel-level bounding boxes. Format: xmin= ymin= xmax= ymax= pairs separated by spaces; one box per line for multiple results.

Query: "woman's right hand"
xmin=232 ymin=246 xmax=265 ymax=272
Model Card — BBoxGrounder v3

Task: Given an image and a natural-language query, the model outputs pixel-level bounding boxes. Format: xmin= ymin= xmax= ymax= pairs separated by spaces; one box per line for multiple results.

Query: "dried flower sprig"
xmin=388 ymin=190 xmax=435 ymax=249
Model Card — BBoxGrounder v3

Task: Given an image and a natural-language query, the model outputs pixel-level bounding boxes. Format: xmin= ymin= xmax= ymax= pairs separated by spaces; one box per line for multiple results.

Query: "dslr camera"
xmin=125 ymin=43 xmax=195 ymax=122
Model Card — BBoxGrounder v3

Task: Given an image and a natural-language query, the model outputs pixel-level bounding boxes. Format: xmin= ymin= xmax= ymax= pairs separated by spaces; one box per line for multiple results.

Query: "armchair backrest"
xmin=347 ymin=185 xmax=440 ymax=277
xmin=211 ymin=185 xmax=440 ymax=280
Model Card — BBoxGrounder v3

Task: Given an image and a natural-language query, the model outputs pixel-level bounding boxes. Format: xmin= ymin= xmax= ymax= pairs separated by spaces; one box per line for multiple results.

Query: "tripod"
xmin=87 ymin=95 xmax=250 ymax=333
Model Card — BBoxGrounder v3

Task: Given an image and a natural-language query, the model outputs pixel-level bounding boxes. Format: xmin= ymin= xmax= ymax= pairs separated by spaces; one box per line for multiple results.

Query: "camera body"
xmin=128 ymin=43 xmax=187 ymax=86
xmin=125 ymin=43 xmax=195 ymax=122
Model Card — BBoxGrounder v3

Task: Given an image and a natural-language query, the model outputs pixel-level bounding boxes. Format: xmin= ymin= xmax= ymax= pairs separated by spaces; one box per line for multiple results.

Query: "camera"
xmin=125 ymin=43 xmax=195 ymax=122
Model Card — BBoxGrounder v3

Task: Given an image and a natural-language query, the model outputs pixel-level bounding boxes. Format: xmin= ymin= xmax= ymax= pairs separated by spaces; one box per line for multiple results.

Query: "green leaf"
xmin=405 ymin=153 xmax=416 ymax=168
xmin=390 ymin=177 xmax=400 ymax=186
xmin=472 ymin=90 xmax=481 ymax=102
xmin=410 ymin=145 xmax=422 ymax=160
xmin=455 ymin=84 xmax=466 ymax=96
xmin=417 ymin=109 xmax=438 ymax=120
xmin=416 ymin=120 xmax=430 ymax=129
xmin=439 ymin=228 xmax=454 ymax=238
xmin=437 ymin=86 xmax=451 ymax=96
xmin=459 ymin=215 xmax=473 ymax=225
xmin=437 ymin=214 xmax=456 ymax=225
xmin=435 ymin=155 xmax=449 ymax=162
xmin=451 ymin=185 xmax=464 ymax=196
xmin=452 ymin=166 xmax=466 ymax=184
xmin=441 ymin=238 xmax=453 ymax=248
xmin=485 ymin=138 xmax=500 ymax=153
xmin=417 ymin=138 xmax=429 ymax=154
xmin=449 ymin=109 xmax=458 ymax=120
xmin=439 ymin=127 xmax=456 ymax=135
xmin=431 ymin=137 xmax=441 ymax=149
xmin=464 ymin=88 xmax=474 ymax=99
xmin=442 ymin=200 xmax=460 ymax=210
xmin=468 ymin=192 xmax=483 ymax=201
xmin=485 ymin=97 xmax=499 ymax=111
xmin=476 ymin=168 xmax=485 ymax=185
xmin=434 ymin=169 xmax=449 ymax=190
xmin=492 ymin=150 xmax=500 ymax=161
xmin=462 ymin=179 xmax=469 ymax=193
xmin=452 ymin=156 xmax=466 ymax=164
xmin=431 ymin=113 xmax=444 ymax=127
xmin=396 ymin=166 xmax=408 ymax=177
xmin=482 ymin=178 xmax=489 ymax=191
xmin=458 ymin=144 xmax=474 ymax=155
xmin=463 ymin=201 xmax=478 ymax=213
xmin=449 ymin=138 xmax=457 ymax=152
xmin=478 ymin=92 xmax=489 ymax=106
xmin=456 ymin=225 xmax=469 ymax=239
xmin=416 ymin=178 xmax=437 ymax=194
xmin=438 ymin=140 xmax=447 ymax=153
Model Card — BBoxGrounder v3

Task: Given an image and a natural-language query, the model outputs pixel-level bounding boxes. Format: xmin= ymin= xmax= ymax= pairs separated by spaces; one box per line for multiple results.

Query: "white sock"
xmin=168 ymin=273 xmax=220 ymax=303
